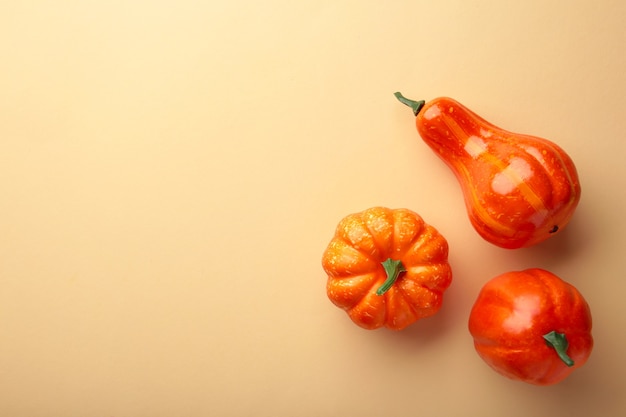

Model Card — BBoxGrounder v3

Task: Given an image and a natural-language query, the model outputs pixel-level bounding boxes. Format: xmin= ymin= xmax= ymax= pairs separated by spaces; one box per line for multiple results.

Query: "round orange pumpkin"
xmin=322 ymin=207 xmax=452 ymax=330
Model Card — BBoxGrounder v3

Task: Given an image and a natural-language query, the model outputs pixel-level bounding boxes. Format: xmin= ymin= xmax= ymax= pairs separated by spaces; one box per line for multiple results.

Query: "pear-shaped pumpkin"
xmin=395 ymin=93 xmax=581 ymax=249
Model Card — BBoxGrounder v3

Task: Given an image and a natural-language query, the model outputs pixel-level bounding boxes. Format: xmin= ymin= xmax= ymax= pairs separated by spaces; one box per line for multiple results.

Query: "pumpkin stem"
xmin=394 ymin=92 xmax=425 ymax=116
xmin=543 ymin=330 xmax=575 ymax=367
xmin=376 ymin=258 xmax=406 ymax=296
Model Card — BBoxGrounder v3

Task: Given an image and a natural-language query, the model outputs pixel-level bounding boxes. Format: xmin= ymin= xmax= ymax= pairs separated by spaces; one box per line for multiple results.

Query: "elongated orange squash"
xmin=396 ymin=93 xmax=581 ymax=249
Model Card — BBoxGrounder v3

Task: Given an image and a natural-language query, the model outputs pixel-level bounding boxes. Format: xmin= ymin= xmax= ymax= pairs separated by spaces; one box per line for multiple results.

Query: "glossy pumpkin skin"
xmin=468 ymin=268 xmax=593 ymax=385
xmin=397 ymin=94 xmax=581 ymax=249
xmin=322 ymin=207 xmax=452 ymax=330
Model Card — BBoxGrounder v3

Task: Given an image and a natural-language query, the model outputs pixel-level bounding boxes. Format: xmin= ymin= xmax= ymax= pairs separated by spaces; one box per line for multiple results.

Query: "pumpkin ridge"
xmin=361 ymin=208 xmax=394 ymax=262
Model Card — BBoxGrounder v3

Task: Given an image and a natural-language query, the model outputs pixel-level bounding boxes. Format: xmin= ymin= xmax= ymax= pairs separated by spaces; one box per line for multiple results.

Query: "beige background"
xmin=1 ymin=1 xmax=625 ymax=416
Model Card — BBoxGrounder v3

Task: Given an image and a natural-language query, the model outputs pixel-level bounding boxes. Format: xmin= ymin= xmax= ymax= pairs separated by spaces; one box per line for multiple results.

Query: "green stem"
xmin=543 ymin=330 xmax=575 ymax=367
xmin=376 ymin=258 xmax=406 ymax=296
xmin=394 ymin=92 xmax=425 ymax=116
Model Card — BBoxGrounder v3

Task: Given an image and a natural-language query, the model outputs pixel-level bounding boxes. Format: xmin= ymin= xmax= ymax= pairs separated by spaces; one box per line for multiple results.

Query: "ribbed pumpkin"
xmin=322 ymin=207 xmax=452 ymax=330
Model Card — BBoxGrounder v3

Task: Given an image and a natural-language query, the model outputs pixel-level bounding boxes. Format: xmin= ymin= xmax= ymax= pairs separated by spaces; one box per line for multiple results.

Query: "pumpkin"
xmin=322 ymin=207 xmax=452 ymax=330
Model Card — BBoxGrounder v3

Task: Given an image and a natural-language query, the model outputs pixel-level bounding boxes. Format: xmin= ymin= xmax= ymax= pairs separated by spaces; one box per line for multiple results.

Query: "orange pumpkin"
xmin=395 ymin=93 xmax=581 ymax=249
xmin=468 ymin=268 xmax=593 ymax=385
xmin=322 ymin=207 xmax=452 ymax=330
